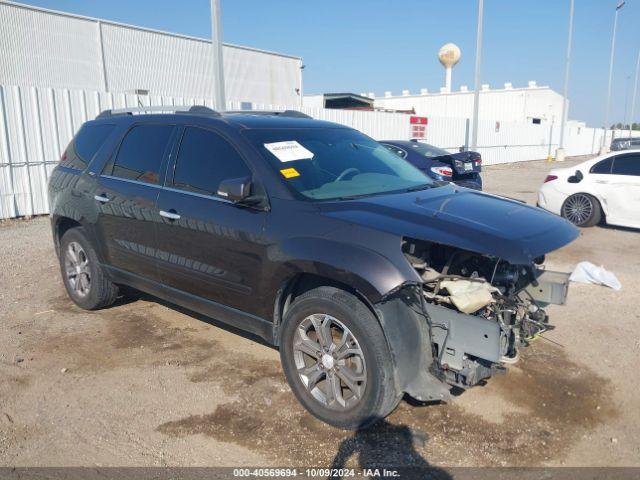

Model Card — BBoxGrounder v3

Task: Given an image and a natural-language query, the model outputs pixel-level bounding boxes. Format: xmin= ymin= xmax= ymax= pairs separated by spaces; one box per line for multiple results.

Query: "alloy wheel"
xmin=562 ymin=194 xmax=593 ymax=225
xmin=292 ymin=313 xmax=367 ymax=411
xmin=64 ymin=241 xmax=91 ymax=297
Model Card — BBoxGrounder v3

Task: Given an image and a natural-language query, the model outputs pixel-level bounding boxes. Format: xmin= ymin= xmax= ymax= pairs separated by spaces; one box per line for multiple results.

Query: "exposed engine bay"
xmin=402 ymin=237 xmax=570 ymax=389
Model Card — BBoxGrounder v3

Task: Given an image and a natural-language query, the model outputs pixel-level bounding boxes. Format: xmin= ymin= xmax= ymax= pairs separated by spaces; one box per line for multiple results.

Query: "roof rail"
xmin=280 ymin=110 xmax=312 ymax=119
xmin=224 ymin=109 xmax=313 ymax=119
xmin=96 ymin=105 xmax=220 ymax=119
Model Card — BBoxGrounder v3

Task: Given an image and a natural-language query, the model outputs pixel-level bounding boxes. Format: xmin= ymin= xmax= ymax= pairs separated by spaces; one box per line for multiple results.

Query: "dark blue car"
xmin=380 ymin=140 xmax=483 ymax=190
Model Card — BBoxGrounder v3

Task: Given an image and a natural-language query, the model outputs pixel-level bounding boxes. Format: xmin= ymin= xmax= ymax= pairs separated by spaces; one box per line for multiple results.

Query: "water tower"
xmin=438 ymin=43 xmax=461 ymax=93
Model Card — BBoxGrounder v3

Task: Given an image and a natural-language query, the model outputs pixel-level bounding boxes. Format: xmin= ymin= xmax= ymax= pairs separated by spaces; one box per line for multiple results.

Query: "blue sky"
xmin=17 ymin=0 xmax=640 ymax=127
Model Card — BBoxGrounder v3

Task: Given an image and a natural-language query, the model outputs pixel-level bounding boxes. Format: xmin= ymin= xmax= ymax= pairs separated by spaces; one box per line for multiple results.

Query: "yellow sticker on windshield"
xmin=280 ymin=167 xmax=300 ymax=179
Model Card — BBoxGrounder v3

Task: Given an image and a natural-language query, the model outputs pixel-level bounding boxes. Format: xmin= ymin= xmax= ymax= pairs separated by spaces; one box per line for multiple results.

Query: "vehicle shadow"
xmin=598 ymin=222 xmax=640 ymax=233
xmin=328 ymin=417 xmax=452 ymax=480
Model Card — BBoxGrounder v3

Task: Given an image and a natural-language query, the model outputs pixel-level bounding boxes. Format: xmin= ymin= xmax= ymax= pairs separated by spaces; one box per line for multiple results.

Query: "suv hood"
xmin=318 ymin=185 xmax=579 ymax=264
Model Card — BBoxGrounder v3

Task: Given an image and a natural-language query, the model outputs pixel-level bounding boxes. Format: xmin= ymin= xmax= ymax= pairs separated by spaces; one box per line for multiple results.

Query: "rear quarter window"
xmin=61 ymin=124 xmax=115 ymax=169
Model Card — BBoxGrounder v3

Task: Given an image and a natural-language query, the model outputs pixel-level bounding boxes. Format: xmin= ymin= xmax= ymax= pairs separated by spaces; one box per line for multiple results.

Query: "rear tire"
xmin=561 ymin=193 xmax=602 ymax=227
xmin=59 ymin=227 xmax=119 ymax=310
xmin=279 ymin=286 xmax=401 ymax=430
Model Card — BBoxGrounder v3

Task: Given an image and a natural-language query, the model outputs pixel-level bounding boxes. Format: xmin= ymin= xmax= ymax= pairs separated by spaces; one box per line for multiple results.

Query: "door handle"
xmin=94 ymin=194 xmax=109 ymax=203
xmin=159 ymin=209 xmax=181 ymax=220
xmin=595 ymin=180 xmax=609 ymax=184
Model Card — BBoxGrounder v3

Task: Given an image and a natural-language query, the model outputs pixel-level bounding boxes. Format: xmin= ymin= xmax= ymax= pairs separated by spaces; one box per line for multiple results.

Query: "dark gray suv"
xmin=48 ymin=106 xmax=578 ymax=429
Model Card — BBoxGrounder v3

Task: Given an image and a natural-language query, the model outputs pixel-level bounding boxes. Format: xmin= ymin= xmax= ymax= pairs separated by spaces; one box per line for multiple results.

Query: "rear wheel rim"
xmin=563 ymin=194 xmax=593 ymax=225
xmin=64 ymin=241 xmax=91 ymax=297
xmin=292 ymin=313 xmax=367 ymax=411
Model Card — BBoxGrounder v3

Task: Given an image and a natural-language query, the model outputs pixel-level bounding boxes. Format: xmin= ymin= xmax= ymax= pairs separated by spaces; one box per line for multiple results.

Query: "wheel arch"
xmin=272 ymin=272 xmax=377 ymax=338
xmin=52 ymin=215 xmax=83 ymax=256
xmin=562 ymin=191 xmax=607 ymax=223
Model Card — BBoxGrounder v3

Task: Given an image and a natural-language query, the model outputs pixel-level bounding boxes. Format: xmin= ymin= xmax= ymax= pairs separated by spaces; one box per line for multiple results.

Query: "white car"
xmin=537 ymin=150 xmax=640 ymax=228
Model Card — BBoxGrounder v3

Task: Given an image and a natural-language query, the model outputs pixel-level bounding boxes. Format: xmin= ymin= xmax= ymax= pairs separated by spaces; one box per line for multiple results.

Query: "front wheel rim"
xmin=563 ymin=194 xmax=593 ymax=225
xmin=64 ymin=241 xmax=91 ymax=297
xmin=292 ymin=313 xmax=367 ymax=411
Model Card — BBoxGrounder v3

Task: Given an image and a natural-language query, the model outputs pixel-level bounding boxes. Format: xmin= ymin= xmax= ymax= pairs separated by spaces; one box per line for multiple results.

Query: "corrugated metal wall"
xmin=0 ymin=1 xmax=302 ymax=106
xmin=0 ymin=85 xmax=608 ymax=220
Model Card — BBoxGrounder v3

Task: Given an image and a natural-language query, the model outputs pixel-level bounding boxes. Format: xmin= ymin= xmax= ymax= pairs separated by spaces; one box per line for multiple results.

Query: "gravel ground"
xmin=1 ymin=156 xmax=639 ymax=470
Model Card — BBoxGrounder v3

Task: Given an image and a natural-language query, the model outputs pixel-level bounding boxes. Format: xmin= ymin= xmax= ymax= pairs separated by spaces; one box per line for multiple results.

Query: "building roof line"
xmin=377 ymin=85 xmax=555 ymax=99
xmin=0 ymin=0 xmax=303 ymax=61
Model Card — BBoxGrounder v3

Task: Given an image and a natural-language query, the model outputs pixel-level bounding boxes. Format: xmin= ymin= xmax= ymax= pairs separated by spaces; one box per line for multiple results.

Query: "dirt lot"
xmin=1 ymin=156 xmax=639 ymax=469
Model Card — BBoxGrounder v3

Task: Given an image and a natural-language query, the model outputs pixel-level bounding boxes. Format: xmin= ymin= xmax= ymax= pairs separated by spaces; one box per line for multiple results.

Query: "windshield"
xmin=405 ymin=142 xmax=450 ymax=158
xmin=244 ymin=128 xmax=434 ymax=200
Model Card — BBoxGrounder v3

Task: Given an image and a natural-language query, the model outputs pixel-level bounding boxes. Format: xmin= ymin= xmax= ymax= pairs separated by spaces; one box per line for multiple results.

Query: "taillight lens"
xmin=544 ymin=175 xmax=558 ymax=183
xmin=475 ymin=155 xmax=482 ymax=165
xmin=431 ymin=166 xmax=453 ymax=177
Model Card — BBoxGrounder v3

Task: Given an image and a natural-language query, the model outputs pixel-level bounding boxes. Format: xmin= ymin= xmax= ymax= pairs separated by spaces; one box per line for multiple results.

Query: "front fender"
xmin=266 ymin=236 xmax=420 ymax=305
xmin=375 ymin=287 xmax=451 ymax=401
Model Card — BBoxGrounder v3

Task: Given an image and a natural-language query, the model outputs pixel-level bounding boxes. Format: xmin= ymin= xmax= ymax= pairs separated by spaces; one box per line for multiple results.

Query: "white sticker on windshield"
xmin=264 ymin=141 xmax=314 ymax=162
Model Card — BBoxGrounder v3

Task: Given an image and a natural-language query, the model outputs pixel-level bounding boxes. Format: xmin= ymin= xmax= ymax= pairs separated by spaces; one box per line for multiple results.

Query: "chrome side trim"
xmin=162 ymin=186 xmax=234 ymax=204
xmin=100 ymin=175 xmax=161 ymax=189
xmin=99 ymin=175 xmax=234 ymax=204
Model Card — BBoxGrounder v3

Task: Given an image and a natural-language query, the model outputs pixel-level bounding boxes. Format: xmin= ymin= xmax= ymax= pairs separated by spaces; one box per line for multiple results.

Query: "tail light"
xmin=475 ymin=155 xmax=482 ymax=165
xmin=431 ymin=166 xmax=453 ymax=177
xmin=544 ymin=175 xmax=558 ymax=183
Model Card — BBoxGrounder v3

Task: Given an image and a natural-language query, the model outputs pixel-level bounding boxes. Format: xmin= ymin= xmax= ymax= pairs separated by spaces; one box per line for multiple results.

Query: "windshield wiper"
xmin=405 ymin=184 xmax=433 ymax=192
xmin=336 ymin=192 xmax=377 ymax=201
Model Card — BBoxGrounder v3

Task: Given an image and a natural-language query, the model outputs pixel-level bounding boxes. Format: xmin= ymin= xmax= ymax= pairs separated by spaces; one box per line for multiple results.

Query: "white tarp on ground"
xmin=570 ymin=261 xmax=622 ymax=290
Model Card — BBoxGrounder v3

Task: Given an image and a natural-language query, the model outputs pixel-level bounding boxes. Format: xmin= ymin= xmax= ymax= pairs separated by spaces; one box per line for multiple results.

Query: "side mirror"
xmin=217 ymin=176 xmax=252 ymax=202
xmin=567 ymin=170 xmax=583 ymax=184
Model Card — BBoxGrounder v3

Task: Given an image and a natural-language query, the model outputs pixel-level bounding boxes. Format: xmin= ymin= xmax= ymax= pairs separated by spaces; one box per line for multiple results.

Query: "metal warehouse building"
xmin=0 ymin=0 xmax=303 ymax=107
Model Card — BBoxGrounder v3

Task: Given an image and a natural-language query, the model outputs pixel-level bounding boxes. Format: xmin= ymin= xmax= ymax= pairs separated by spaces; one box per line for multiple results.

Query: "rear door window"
xmin=612 ymin=154 xmax=640 ymax=176
xmin=62 ymin=124 xmax=115 ymax=169
xmin=106 ymin=124 xmax=175 ymax=184
xmin=171 ymin=126 xmax=251 ymax=196
xmin=590 ymin=157 xmax=613 ymax=174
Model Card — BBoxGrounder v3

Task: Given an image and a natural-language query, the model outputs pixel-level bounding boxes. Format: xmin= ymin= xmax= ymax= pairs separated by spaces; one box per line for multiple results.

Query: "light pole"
xmin=210 ymin=0 xmax=226 ymax=110
xmin=556 ymin=0 xmax=574 ymax=162
xmin=629 ymin=49 xmax=640 ymax=138
xmin=601 ymin=1 xmax=625 ymax=153
xmin=623 ymin=75 xmax=631 ymax=133
xmin=470 ymin=0 xmax=484 ymax=151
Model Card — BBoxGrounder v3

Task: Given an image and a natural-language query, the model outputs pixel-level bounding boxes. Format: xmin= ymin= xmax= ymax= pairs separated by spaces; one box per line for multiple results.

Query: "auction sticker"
xmin=264 ymin=141 xmax=314 ymax=162
xmin=280 ymin=167 xmax=300 ymax=179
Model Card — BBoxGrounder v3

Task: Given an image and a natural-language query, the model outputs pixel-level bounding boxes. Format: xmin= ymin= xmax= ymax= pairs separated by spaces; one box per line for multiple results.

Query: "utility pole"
xmin=629 ymin=49 xmax=640 ymax=138
xmin=556 ymin=0 xmax=574 ymax=162
xmin=601 ymin=1 xmax=625 ymax=153
xmin=470 ymin=0 xmax=484 ymax=150
xmin=210 ymin=0 xmax=226 ymax=110
xmin=623 ymin=75 xmax=631 ymax=133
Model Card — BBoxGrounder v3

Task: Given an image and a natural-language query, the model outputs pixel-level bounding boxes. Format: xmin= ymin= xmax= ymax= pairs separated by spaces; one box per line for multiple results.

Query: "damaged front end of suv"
xmin=332 ymin=187 xmax=582 ymax=404
xmin=402 ymin=238 xmax=571 ymax=393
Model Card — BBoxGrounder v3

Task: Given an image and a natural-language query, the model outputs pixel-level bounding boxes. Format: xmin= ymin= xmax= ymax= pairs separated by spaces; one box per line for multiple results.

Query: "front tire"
xmin=279 ymin=287 xmax=400 ymax=430
xmin=59 ymin=227 xmax=119 ymax=310
xmin=561 ymin=193 xmax=602 ymax=227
